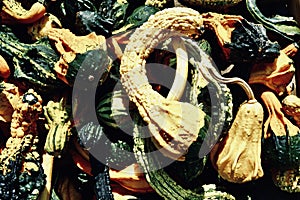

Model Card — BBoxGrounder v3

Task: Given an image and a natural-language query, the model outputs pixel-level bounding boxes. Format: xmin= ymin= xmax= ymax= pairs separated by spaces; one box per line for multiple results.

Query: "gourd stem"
xmin=183 ymin=37 xmax=256 ymax=101
xmin=206 ymin=66 xmax=256 ymax=101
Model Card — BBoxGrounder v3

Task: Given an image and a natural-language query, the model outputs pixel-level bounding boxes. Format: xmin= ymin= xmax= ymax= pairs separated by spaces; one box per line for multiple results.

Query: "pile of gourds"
xmin=0 ymin=0 xmax=299 ymax=199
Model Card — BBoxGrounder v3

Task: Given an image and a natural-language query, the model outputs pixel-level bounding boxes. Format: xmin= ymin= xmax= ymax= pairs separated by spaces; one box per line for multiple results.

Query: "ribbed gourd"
xmin=44 ymin=99 xmax=72 ymax=157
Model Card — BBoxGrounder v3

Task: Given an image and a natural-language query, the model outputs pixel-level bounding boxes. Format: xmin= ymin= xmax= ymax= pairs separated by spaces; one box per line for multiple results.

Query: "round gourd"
xmin=271 ymin=167 xmax=300 ymax=193
xmin=262 ymin=133 xmax=300 ymax=170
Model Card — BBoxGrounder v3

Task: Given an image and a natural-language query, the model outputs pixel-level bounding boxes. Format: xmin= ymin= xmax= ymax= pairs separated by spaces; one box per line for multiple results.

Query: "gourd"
xmin=211 ymin=99 xmax=264 ymax=183
xmin=248 ymin=51 xmax=295 ymax=96
xmin=132 ymin=37 xmax=235 ymax=199
xmin=185 ymin=35 xmax=266 ymax=182
xmin=77 ymin=121 xmax=135 ymax=169
xmin=223 ymin=19 xmax=281 ymax=64
xmin=0 ymin=135 xmax=46 ymax=200
xmin=206 ymin=52 xmax=264 ymax=183
xmin=0 ymin=25 xmax=66 ymax=92
xmin=246 ymin=0 xmax=300 ymax=42
xmin=198 ymin=12 xmax=281 ymax=65
xmin=259 ymin=90 xmax=300 ymax=171
xmin=120 ymin=8 xmax=208 ymax=161
xmin=10 ymin=89 xmax=43 ymax=138
xmin=208 ymin=59 xmax=264 ymax=183
xmin=75 ymin=0 xmax=132 ymax=36
xmin=0 ymin=89 xmax=45 ymax=199
xmin=263 ymin=133 xmax=300 ymax=170
xmin=0 ymin=55 xmax=10 ymax=79
xmin=77 ymin=121 xmax=141 ymax=196
xmin=45 ymin=0 xmax=99 ymax=32
xmin=0 ymin=0 xmax=46 ymax=24
xmin=282 ymin=94 xmax=300 ymax=127
xmin=78 ymin=121 xmax=152 ymax=193
xmin=44 ymin=99 xmax=72 ymax=157
xmin=96 ymin=89 xmax=131 ymax=130
xmin=47 ymin=0 xmax=132 ymax=37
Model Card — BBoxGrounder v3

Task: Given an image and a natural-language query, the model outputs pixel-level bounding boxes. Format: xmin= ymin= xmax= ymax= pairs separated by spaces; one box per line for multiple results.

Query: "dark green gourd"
xmin=0 ymin=25 xmax=65 ymax=91
xmin=96 ymin=89 xmax=131 ymax=130
xmin=66 ymin=48 xmax=110 ymax=87
xmin=246 ymin=0 xmax=300 ymax=42
xmin=78 ymin=121 xmax=135 ymax=168
xmin=263 ymin=131 xmax=300 ymax=170
xmin=123 ymin=5 xmax=159 ymax=30
xmin=0 ymin=136 xmax=46 ymax=200
xmin=223 ymin=19 xmax=281 ymax=63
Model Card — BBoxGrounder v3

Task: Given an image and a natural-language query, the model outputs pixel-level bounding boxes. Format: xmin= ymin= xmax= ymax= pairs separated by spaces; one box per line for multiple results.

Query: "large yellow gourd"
xmin=211 ymin=100 xmax=264 ymax=183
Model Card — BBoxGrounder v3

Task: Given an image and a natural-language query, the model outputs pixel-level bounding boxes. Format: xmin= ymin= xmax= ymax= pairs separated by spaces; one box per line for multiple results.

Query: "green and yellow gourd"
xmin=96 ymin=89 xmax=131 ymax=130
xmin=133 ymin=116 xmax=235 ymax=200
xmin=246 ymin=0 xmax=300 ymax=42
xmin=44 ymin=98 xmax=72 ymax=157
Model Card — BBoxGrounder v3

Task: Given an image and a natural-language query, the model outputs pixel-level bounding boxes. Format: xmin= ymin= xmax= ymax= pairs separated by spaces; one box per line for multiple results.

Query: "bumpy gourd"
xmin=120 ymin=7 xmax=209 ymax=160
xmin=132 ymin=36 xmax=235 ymax=198
xmin=0 ymin=25 xmax=65 ymax=91
xmin=10 ymin=89 xmax=43 ymax=138
xmin=271 ymin=167 xmax=300 ymax=193
xmin=282 ymin=94 xmax=300 ymax=127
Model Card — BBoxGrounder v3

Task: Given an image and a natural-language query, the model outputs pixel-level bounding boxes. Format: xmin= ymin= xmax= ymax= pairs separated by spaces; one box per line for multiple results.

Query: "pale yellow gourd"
xmin=212 ymin=100 xmax=264 ymax=183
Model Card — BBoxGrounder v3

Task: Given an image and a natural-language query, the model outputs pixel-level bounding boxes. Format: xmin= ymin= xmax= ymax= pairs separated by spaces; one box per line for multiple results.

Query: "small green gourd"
xmin=44 ymin=99 xmax=72 ymax=157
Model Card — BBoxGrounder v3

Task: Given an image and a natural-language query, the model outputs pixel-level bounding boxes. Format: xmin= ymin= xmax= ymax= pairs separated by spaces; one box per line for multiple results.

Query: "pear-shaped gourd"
xmin=211 ymin=99 xmax=264 ymax=183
